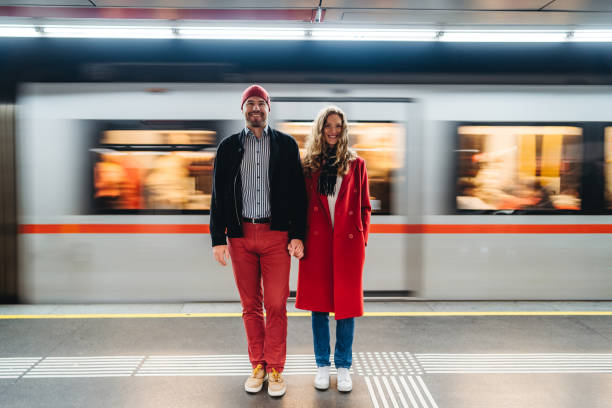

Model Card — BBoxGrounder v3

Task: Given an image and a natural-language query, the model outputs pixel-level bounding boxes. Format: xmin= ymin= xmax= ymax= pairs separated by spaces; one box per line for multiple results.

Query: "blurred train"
xmin=1 ymin=35 xmax=611 ymax=302
xmin=14 ymin=82 xmax=612 ymax=302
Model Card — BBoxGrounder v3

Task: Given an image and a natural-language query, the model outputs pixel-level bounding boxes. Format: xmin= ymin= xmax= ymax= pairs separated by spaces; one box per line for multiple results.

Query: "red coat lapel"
xmin=336 ymin=161 xmax=356 ymax=202
xmin=310 ymin=171 xmax=332 ymax=226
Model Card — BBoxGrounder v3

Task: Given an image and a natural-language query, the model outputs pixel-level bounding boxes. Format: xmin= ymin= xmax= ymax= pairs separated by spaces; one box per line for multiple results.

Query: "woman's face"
xmin=323 ymin=113 xmax=343 ymax=146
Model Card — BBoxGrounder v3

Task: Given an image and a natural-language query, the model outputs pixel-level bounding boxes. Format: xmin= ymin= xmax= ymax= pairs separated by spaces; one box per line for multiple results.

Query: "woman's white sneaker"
xmin=314 ymin=366 xmax=330 ymax=390
xmin=336 ymin=368 xmax=352 ymax=392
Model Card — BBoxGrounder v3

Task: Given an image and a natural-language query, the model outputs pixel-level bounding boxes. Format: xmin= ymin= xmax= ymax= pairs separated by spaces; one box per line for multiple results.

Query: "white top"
xmin=327 ymin=176 xmax=343 ymax=228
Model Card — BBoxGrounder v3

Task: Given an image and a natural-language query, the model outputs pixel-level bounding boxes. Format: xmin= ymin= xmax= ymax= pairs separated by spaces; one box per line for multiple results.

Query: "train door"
xmin=272 ymin=97 xmax=421 ymax=297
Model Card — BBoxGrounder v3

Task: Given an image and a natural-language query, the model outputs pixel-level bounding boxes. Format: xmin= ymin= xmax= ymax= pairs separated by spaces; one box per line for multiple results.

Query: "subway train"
xmin=14 ymin=81 xmax=612 ymax=303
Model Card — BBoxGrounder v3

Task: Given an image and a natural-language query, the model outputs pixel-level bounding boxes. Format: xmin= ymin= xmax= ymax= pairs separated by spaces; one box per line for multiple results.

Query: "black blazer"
xmin=210 ymin=128 xmax=307 ymax=247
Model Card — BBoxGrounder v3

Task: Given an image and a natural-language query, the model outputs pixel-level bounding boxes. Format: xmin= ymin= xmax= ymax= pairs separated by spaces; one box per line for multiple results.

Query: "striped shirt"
xmin=240 ymin=126 xmax=271 ymax=218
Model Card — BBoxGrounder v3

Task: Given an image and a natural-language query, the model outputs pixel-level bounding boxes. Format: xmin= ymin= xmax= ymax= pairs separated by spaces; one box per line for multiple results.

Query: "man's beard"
xmin=247 ymin=115 xmax=266 ymax=128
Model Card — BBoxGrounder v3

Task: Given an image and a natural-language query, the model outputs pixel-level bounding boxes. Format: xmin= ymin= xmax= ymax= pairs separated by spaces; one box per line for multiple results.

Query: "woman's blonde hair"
xmin=302 ymin=105 xmax=356 ymax=175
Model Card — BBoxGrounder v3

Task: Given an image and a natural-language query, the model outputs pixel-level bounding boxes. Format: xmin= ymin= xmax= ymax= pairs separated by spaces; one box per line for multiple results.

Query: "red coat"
xmin=296 ymin=157 xmax=371 ymax=320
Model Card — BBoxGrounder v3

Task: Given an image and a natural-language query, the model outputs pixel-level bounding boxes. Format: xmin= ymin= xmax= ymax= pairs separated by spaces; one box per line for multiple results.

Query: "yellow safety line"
xmin=0 ymin=311 xmax=611 ymax=319
xmin=362 ymin=311 xmax=612 ymax=316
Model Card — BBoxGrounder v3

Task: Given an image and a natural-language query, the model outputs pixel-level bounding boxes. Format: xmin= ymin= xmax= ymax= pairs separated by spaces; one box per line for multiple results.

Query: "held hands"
xmin=287 ymin=239 xmax=304 ymax=259
xmin=213 ymin=245 xmax=230 ymax=266
xmin=215 ymin=240 xmax=302 ymax=264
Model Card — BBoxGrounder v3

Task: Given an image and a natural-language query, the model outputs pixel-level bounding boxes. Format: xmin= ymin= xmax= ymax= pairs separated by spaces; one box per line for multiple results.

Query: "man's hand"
xmin=213 ymin=245 xmax=230 ymax=266
xmin=287 ymin=239 xmax=304 ymax=259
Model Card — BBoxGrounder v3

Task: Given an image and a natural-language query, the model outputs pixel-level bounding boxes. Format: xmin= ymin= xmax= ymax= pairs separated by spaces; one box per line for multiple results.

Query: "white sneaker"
xmin=314 ymin=366 xmax=330 ymax=390
xmin=337 ymin=368 xmax=352 ymax=392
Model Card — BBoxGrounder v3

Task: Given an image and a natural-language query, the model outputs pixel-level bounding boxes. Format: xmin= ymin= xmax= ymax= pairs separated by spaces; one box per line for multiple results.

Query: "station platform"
xmin=1 ymin=300 xmax=611 ymax=408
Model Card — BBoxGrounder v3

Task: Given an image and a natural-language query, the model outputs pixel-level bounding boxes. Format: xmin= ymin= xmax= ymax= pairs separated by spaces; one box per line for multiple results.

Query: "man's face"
xmin=242 ymin=96 xmax=268 ymax=128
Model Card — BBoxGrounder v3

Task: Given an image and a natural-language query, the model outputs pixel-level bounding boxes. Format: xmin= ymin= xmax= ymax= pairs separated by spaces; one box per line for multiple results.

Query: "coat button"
xmin=314 ymin=206 xmax=319 ymax=211
xmin=348 ymin=210 xmax=354 ymax=215
xmin=314 ymin=230 xmax=319 ymax=236
xmin=348 ymin=234 xmax=354 ymax=239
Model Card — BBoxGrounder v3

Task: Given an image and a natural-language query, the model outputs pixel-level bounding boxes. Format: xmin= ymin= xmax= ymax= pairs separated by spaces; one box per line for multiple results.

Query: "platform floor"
xmin=1 ymin=301 xmax=611 ymax=407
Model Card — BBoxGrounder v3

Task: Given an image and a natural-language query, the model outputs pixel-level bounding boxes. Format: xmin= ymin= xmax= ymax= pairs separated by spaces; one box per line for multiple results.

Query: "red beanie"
xmin=241 ymin=85 xmax=271 ymax=110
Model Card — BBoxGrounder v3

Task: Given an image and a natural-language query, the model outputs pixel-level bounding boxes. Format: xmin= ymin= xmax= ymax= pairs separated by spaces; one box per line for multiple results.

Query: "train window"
xmin=92 ymin=128 xmax=218 ymax=212
xmin=277 ymin=121 xmax=404 ymax=214
xmin=456 ymin=125 xmax=582 ymax=212
xmin=606 ymin=128 xmax=612 ymax=209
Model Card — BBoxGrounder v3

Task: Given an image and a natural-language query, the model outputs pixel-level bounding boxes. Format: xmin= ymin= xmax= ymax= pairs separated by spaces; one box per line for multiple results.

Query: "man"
xmin=210 ymin=85 xmax=307 ymax=397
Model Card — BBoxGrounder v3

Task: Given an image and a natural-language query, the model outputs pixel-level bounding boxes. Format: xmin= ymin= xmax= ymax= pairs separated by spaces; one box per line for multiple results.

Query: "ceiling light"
xmin=2 ymin=23 xmax=612 ymax=43
xmin=310 ymin=28 xmax=437 ymax=41
xmin=179 ymin=27 xmax=304 ymax=40
xmin=0 ymin=25 xmax=39 ymax=37
xmin=441 ymin=30 xmax=567 ymax=42
xmin=571 ymin=30 xmax=612 ymax=42
xmin=43 ymin=26 xmax=174 ymax=39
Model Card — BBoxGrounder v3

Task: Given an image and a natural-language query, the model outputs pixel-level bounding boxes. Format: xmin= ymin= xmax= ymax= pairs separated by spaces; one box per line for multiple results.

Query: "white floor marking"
xmin=26 ymin=374 xmax=132 ymax=378
xmin=390 ymin=376 xmax=410 ymax=408
xmin=45 ymin=356 xmax=143 ymax=358
xmin=418 ymin=353 xmax=612 ymax=356
xmin=135 ymin=354 xmax=350 ymax=376
xmin=0 ymin=357 xmax=41 ymax=379
xmin=373 ymin=376 xmax=390 ymax=408
xmin=2 ymin=352 xmax=611 ymax=379
xmin=423 ymin=370 xmax=612 ymax=373
xmin=8 ymin=351 xmax=612 ymax=408
xmin=416 ymin=353 xmax=612 ymax=373
xmin=417 ymin=376 xmax=439 ymax=408
xmin=365 ymin=376 xmax=381 ymax=408
xmin=408 ymin=375 xmax=429 ymax=408
xmin=399 ymin=376 xmax=419 ymax=408
xmin=25 ymin=356 xmax=144 ymax=378
xmin=382 ymin=376 xmax=400 ymax=408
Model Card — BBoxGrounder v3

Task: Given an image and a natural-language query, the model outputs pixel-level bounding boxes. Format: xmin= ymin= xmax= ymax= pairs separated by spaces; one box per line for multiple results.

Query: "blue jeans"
xmin=311 ymin=311 xmax=355 ymax=369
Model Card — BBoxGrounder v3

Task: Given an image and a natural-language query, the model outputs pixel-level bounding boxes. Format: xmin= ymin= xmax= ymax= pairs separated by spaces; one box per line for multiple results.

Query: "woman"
xmin=296 ymin=106 xmax=371 ymax=392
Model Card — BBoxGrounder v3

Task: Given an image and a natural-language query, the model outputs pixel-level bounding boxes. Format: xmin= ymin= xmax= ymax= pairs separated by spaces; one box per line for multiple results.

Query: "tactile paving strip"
xmin=354 ymin=352 xmax=423 ymax=376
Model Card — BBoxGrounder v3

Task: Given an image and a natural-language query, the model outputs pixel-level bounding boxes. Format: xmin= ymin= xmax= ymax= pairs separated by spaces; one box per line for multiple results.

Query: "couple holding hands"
xmin=210 ymin=85 xmax=370 ymax=397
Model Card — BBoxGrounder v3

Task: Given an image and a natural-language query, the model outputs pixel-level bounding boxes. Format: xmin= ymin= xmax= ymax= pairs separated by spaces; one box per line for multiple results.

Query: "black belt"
xmin=242 ymin=217 xmax=271 ymax=224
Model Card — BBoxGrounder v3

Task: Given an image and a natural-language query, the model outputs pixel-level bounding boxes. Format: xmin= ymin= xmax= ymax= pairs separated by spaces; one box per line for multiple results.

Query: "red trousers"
xmin=228 ymin=223 xmax=290 ymax=372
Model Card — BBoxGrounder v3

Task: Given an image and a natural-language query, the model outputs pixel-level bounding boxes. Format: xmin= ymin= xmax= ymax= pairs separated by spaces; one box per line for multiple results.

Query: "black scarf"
xmin=317 ymin=146 xmax=339 ymax=196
